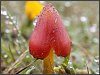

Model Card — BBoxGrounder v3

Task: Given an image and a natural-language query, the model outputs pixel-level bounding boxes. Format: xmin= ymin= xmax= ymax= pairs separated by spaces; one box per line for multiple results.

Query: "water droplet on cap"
xmin=42 ymin=53 xmax=43 ymax=55
xmin=52 ymin=30 xmax=55 ymax=33
xmin=55 ymin=18 xmax=57 ymax=23
xmin=53 ymin=40 xmax=55 ymax=42
xmin=1 ymin=10 xmax=7 ymax=15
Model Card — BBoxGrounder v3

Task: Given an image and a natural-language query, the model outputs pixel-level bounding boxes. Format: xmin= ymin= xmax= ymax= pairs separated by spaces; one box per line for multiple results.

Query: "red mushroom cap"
xmin=29 ymin=3 xmax=72 ymax=59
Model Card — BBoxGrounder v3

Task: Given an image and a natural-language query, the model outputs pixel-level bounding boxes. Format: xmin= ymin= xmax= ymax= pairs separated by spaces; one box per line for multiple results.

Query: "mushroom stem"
xmin=43 ymin=49 xmax=54 ymax=74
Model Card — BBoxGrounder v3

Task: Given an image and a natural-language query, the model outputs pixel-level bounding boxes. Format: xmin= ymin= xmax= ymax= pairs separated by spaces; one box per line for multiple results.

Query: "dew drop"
xmin=1 ymin=10 xmax=7 ymax=15
xmin=55 ymin=18 xmax=57 ymax=23
xmin=89 ymin=24 xmax=97 ymax=33
xmin=33 ymin=19 xmax=37 ymax=26
xmin=31 ymin=66 xmax=35 ymax=69
xmin=43 ymin=7 xmax=46 ymax=11
xmin=6 ymin=16 xmax=9 ymax=19
xmin=42 ymin=53 xmax=43 ymax=55
xmin=41 ymin=12 xmax=44 ymax=16
xmin=13 ymin=20 xmax=16 ymax=24
xmin=5 ymin=29 xmax=10 ymax=33
xmin=9 ymin=21 xmax=13 ymax=25
xmin=18 ymin=51 xmax=21 ymax=54
xmin=80 ymin=16 xmax=87 ymax=22
xmin=11 ymin=16 xmax=14 ymax=20
xmin=94 ymin=59 xmax=99 ymax=63
xmin=4 ymin=54 xmax=8 ymax=58
xmin=53 ymin=7 xmax=55 ymax=10
xmin=49 ymin=3 xmax=53 ymax=7
xmin=68 ymin=60 xmax=72 ymax=65
xmin=26 ymin=55 xmax=30 ymax=58
xmin=65 ymin=2 xmax=71 ymax=7
xmin=52 ymin=30 xmax=55 ymax=33
xmin=53 ymin=40 xmax=56 ymax=42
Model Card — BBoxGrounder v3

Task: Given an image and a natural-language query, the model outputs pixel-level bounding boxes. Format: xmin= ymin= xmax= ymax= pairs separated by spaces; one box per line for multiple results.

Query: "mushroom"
xmin=29 ymin=3 xmax=72 ymax=74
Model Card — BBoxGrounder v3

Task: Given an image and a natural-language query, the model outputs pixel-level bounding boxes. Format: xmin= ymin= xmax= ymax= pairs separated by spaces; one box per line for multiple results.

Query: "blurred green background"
xmin=1 ymin=1 xmax=99 ymax=74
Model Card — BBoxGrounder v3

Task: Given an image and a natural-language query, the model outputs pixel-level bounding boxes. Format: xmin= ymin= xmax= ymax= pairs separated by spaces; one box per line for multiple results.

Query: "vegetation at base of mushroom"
xmin=1 ymin=1 xmax=99 ymax=74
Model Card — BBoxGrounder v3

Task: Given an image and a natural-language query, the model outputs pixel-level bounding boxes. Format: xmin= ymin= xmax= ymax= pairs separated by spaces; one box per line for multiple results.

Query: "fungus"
xmin=29 ymin=3 xmax=72 ymax=74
